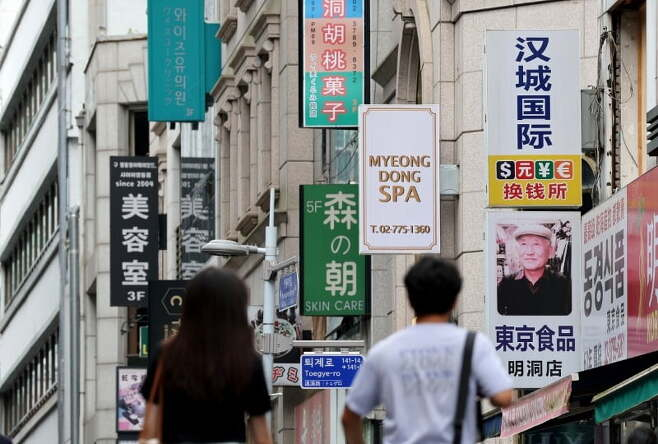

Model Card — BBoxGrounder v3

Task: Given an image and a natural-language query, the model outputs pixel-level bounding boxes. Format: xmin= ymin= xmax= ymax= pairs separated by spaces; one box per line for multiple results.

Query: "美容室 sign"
xmin=485 ymin=30 xmax=582 ymax=207
xmin=358 ymin=105 xmax=440 ymax=254
xmin=300 ymin=184 xmax=369 ymax=316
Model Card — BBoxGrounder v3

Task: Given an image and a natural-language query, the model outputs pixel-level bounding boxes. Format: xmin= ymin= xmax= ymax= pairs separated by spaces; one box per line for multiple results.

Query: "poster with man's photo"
xmin=486 ymin=211 xmax=582 ymax=388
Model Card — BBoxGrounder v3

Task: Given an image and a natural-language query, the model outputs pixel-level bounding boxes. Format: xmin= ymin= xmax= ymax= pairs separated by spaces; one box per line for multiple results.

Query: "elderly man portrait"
xmin=497 ymin=224 xmax=571 ymax=316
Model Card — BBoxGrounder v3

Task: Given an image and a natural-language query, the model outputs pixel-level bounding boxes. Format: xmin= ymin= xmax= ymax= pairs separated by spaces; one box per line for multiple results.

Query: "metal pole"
xmin=56 ymin=0 xmax=69 ymax=442
xmin=262 ymin=188 xmax=277 ymax=395
xmin=70 ymin=208 xmax=80 ymax=444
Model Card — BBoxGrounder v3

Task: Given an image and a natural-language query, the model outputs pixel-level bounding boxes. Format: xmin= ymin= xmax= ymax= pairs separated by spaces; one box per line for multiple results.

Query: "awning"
xmin=592 ymin=363 xmax=658 ymax=424
xmin=499 ymin=376 xmax=573 ymax=437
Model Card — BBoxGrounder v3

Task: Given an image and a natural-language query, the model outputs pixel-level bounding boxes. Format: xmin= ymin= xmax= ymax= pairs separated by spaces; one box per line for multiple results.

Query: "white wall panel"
xmin=0 ymin=105 xmax=57 ymax=248
xmin=0 ymin=254 xmax=59 ymax=382
xmin=21 ymin=406 xmax=57 ymax=444
xmin=0 ymin=0 xmax=55 ymax=114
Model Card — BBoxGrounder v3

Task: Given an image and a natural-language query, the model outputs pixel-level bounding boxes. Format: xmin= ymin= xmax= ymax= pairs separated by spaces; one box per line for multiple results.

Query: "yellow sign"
xmin=488 ymin=155 xmax=582 ymax=207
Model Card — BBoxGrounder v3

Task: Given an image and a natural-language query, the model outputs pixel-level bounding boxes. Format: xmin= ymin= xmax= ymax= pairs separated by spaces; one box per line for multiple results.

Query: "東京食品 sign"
xmin=300 ymin=184 xmax=369 ymax=316
xmin=110 ymin=157 xmax=159 ymax=306
xmin=299 ymin=0 xmax=369 ymax=128
xmin=485 ymin=30 xmax=582 ymax=207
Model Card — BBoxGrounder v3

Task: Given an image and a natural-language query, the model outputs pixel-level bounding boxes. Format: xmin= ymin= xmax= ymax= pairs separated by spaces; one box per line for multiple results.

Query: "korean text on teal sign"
xmin=300 ymin=184 xmax=369 ymax=315
xmin=148 ymin=0 xmax=205 ymax=122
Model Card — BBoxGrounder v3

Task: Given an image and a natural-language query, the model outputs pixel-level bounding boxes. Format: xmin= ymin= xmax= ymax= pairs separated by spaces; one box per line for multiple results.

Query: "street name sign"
xmin=300 ymin=353 xmax=363 ymax=389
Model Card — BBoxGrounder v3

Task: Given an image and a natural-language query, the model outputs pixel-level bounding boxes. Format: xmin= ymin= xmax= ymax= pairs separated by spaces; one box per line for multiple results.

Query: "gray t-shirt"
xmin=345 ymin=323 xmax=512 ymax=444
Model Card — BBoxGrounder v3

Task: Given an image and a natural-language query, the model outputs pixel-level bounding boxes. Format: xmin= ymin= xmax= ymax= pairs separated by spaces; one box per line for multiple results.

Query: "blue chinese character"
xmin=517 ymin=124 xmax=553 ymax=150
xmin=515 ymin=325 xmax=536 ymax=351
xmin=515 ymin=37 xmax=551 ymax=62
xmin=536 ymin=325 xmax=556 ymax=351
xmin=515 ymin=65 xmax=552 ymax=91
xmin=495 ymin=325 xmax=515 ymax=351
xmin=517 ymin=96 xmax=551 ymax=120
xmin=557 ymin=326 xmax=576 ymax=351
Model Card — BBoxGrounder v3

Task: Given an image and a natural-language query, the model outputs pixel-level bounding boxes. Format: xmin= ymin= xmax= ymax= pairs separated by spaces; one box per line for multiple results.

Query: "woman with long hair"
xmin=140 ymin=267 xmax=272 ymax=444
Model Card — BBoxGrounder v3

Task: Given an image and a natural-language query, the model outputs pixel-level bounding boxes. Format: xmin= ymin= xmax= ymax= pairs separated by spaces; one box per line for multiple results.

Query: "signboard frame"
xmin=299 ymin=352 xmax=364 ymax=389
xmin=116 ymin=366 xmax=147 ymax=433
xmin=147 ymin=280 xmax=187 ymax=364
xmin=298 ymin=0 xmax=370 ymax=128
xmin=358 ymin=104 xmax=441 ymax=254
xmin=110 ymin=156 xmax=159 ymax=307
xmin=485 ymin=29 xmax=582 ymax=208
xmin=300 ymin=184 xmax=371 ymax=316
xmin=486 ymin=210 xmax=582 ymax=388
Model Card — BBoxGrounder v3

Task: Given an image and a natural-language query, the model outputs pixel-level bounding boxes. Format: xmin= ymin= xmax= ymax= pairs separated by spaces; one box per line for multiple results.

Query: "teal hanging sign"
xmin=148 ymin=0 xmax=206 ymax=122
xmin=299 ymin=0 xmax=369 ymax=128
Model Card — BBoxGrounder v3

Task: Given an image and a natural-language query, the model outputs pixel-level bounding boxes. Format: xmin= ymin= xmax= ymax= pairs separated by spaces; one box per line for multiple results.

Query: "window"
xmin=2 ymin=32 xmax=57 ymax=172
xmin=2 ymin=330 xmax=58 ymax=438
xmin=3 ymin=179 xmax=58 ymax=307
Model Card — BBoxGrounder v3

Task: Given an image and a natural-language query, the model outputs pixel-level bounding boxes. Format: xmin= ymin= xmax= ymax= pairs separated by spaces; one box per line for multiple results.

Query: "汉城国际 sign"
xmin=110 ymin=157 xmax=159 ymax=306
xmin=358 ymin=105 xmax=440 ymax=254
xmin=485 ymin=30 xmax=582 ymax=207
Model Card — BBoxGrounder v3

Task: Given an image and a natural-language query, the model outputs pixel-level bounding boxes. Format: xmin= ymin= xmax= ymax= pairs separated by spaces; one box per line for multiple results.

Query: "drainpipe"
xmin=56 ymin=0 xmax=70 ymax=442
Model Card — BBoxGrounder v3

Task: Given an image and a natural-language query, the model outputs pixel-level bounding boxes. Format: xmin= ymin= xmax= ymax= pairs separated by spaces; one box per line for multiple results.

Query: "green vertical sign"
xmin=204 ymin=23 xmax=221 ymax=94
xmin=301 ymin=184 xmax=369 ymax=315
xmin=147 ymin=0 xmax=205 ymax=121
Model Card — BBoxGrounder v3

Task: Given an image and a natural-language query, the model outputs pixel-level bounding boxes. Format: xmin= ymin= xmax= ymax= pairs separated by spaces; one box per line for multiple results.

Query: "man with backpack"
xmin=342 ymin=256 xmax=513 ymax=444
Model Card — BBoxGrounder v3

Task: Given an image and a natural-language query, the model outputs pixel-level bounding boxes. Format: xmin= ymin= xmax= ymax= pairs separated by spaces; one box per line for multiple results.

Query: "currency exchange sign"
xmin=110 ymin=157 xmax=159 ymax=306
xmin=300 ymin=0 xmax=368 ymax=127
xmin=147 ymin=0 xmax=205 ymax=121
xmin=486 ymin=30 xmax=582 ymax=207
xmin=300 ymin=184 xmax=369 ymax=316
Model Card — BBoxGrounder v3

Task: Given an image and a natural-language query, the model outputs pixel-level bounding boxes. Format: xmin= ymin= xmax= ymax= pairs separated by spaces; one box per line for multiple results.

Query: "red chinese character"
xmin=503 ymin=183 xmax=523 ymax=200
xmin=321 ymin=76 xmax=346 ymax=96
xmin=321 ymin=49 xmax=347 ymax=70
xmin=272 ymin=366 xmax=285 ymax=382
xmin=322 ymin=0 xmax=345 ymax=17
xmin=322 ymin=102 xmax=347 ymax=122
xmin=322 ymin=23 xmax=346 ymax=44
xmin=516 ymin=161 xmax=534 ymax=179
xmin=525 ymin=182 xmax=545 ymax=200
xmin=287 ymin=366 xmax=299 ymax=383
xmin=554 ymin=161 xmax=573 ymax=179
xmin=548 ymin=183 xmax=568 ymax=199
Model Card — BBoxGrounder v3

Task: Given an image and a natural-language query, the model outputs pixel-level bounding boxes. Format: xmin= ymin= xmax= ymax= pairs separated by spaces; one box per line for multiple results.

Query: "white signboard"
xmin=486 ymin=211 xmax=582 ymax=388
xmin=486 ymin=30 xmax=580 ymax=156
xmin=485 ymin=30 xmax=582 ymax=207
xmin=581 ymin=189 xmax=627 ymax=370
xmin=358 ymin=105 xmax=440 ymax=254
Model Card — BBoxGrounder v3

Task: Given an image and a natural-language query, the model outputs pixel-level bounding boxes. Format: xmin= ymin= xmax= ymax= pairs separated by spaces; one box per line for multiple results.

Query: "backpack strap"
xmin=453 ymin=331 xmax=476 ymax=444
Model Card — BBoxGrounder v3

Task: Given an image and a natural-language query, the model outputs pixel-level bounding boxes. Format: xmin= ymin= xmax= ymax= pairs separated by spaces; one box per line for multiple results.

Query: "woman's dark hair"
xmin=162 ymin=267 xmax=256 ymax=399
xmin=404 ymin=256 xmax=462 ymax=316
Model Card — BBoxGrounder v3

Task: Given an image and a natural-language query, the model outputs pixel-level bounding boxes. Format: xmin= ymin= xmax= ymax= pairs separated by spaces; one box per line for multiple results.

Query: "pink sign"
xmin=500 ymin=376 xmax=572 ymax=437
xmin=294 ymin=390 xmax=331 ymax=444
xmin=627 ymin=166 xmax=658 ymax=357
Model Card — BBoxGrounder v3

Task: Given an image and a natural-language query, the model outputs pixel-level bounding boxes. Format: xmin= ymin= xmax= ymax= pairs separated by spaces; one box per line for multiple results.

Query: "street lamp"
xmin=201 ymin=188 xmax=278 ymax=396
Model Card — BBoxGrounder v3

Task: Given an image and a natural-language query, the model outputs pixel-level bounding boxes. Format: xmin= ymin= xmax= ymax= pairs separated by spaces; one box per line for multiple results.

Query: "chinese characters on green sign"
xmin=301 ymin=184 xmax=369 ymax=316
xmin=300 ymin=0 xmax=368 ymax=128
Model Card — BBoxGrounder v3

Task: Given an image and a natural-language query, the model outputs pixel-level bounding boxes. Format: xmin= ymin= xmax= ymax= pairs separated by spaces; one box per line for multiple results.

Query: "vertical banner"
xmin=294 ymin=390 xmax=331 ymax=444
xmin=116 ymin=367 xmax=147 ymax=432
xmin=179 ymin=157 xmax=215 ymax=279
xmin=486 ymin=30 xmax=582 ymax=207
xmin=358 ymin=105 xmax=440 ymax=254
xmin=627 ymin=166 xmax=658 ymax=357
xmin=148 ymin=280 xmax=186 ymax=360
xmin=147 ymin=0 xmax=205 ymax=121
xmin=581 ymin=189 xmax=627 ymax=370
xmin=487 ymin=211 xmax=581 ymax=388
xmin=110 ymin=157 xmax=159 ymax=307
xmin=301 ymin=184 xmax=369 ymax=316
xmin=299 ymin=0 xmax=368 ymax=128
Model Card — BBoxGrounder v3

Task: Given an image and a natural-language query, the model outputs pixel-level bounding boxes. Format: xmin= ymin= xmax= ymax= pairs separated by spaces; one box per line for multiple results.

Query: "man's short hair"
xmin=404 ymin=256 xmax=462 ymax=316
